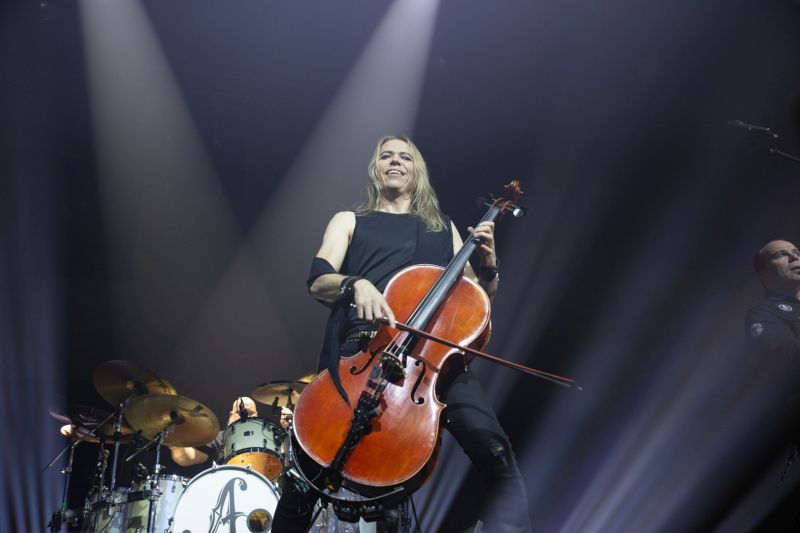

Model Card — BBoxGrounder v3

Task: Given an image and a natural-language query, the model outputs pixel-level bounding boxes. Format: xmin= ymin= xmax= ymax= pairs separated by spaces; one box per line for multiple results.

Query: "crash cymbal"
xmin=123 ymin=394 xmax=219 ymax=448
xmin=93 ymin=360 xmax=176 ymax=406
xmin=49 ymin=404 xmax=135 ymax=444
xmin=250 ymin=381 xmax=307 ymax=409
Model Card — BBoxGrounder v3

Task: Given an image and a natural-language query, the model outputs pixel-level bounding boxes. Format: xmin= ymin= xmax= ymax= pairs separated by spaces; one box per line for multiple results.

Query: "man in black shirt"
xmin=747 ymin=239 xmax=800 ymax=404
xmin=746 ymin=239 xmax=800 ymax=529
xmin=273 ymin=136 xmax=531 ymax=532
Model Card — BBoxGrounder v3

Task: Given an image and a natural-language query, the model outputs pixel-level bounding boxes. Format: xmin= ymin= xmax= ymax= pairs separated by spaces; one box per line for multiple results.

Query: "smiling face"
xmin=757 ymin=240 xmax=800 ymax=293
xmin=375 ymin=138 xmax=417 ymax=197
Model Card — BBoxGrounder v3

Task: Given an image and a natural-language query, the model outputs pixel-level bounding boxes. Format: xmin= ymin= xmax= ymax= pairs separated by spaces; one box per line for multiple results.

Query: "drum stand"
xmin=125 ymin=426 xmax=170 ymax=533
xmin=125 ymin=422 xmax=172 ymax=533
xmin=46 ymin=445 xmax=75 ymax=533
xmin=109 ymin=401 xmax=127 ymax=491
xmin=43 ymin=409 xmax=117 ymax=533
xmin=88 ymin=439 xmax=111 ymax=531
xmin=146 ymin=424 xmax=172 ymax=533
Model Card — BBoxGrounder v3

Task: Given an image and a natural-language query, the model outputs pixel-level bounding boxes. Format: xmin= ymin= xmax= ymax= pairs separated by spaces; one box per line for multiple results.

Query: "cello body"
xmin=292 ymin=264 xmax=490 ymax=498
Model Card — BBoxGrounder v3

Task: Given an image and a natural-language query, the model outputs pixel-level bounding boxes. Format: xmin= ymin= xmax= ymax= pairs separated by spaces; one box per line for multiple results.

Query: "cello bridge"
xmin=378 ymin=351 xmax=406 ymax=382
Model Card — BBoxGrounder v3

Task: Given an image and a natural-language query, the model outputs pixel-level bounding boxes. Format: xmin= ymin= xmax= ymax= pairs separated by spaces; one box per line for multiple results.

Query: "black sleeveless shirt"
xmin=317 ymin=210 xmax=454 ymax=384
xmin=341 ymin=211 xmax=454 ymax=327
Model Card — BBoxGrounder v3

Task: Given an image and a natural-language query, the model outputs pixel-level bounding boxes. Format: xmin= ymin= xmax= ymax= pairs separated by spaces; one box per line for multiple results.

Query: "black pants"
xmin=273 ymin=368 xmax=531 ymax=532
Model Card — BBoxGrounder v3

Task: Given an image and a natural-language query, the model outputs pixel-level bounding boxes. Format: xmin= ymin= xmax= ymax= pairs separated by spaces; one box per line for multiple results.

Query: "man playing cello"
xmin=273 ymin=136 xmax=531 ymax=532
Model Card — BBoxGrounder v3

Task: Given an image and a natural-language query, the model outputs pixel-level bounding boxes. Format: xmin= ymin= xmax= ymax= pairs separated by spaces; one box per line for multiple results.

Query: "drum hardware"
xmin=48 ymin=404 xmax=136 ymax=444
xmin=43 ymin=405 xmax=126 ymax=473
xmin=44 ymin=406 xmax=123 ymax=533
xmin=120 ymin=420 xmax=173 ymax=533
xmin=121 ymin=393 xmax=218 ymax=533
xmin=122 ymin=414 xmax=185 ymax=533
xmin=46 ymin=443 xmax=76 ymax=533
xmin=94 ymin=360 xmax=178 ymax=494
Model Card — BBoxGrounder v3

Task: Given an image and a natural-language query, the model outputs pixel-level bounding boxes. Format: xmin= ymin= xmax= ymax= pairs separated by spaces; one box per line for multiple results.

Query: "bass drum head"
xmin=171 ymin=465 xmax=279 ymax=533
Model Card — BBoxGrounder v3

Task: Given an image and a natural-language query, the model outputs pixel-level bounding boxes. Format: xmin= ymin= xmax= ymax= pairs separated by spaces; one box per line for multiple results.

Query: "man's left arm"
xmin=452 ymin=220 xmax=499 ymax=299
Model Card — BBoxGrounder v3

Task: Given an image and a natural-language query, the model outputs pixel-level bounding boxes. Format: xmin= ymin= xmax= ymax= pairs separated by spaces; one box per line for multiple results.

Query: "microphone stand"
xmin=729 ymin=119 xmax=800 ymax=166
xmin=769 ymin=148 xmax=800 ymax=165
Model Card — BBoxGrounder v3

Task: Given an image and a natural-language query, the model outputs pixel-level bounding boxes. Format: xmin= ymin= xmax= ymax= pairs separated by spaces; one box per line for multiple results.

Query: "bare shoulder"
xmin=329 ymin=210 xmax=356 ymax=232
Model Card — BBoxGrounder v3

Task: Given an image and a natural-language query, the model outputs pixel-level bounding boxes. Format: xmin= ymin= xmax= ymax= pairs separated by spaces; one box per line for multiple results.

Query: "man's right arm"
xmin=308 ymin=211 xmax=395 ymax=326
xmin=309 ymin=211 xmax=354 ymax=302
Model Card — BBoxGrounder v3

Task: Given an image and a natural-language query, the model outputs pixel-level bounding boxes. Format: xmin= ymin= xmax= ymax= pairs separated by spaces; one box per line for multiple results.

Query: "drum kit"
xmin=45 ymin=360 xmax=326 ymax=533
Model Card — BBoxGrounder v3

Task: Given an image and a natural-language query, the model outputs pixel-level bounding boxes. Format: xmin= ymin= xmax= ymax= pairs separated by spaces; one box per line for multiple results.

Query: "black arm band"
xmin=307 ymin=257 xmax=337 ymax=289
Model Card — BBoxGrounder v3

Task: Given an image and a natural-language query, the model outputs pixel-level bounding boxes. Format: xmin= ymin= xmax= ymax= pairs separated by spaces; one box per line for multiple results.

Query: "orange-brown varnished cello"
xmin=292 ymin=181 xmax=531 ymax=504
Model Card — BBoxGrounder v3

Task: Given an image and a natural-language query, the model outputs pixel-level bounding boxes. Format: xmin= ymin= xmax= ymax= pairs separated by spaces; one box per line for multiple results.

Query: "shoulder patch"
xmin=750 ymin=322 xmax=764 ymax=338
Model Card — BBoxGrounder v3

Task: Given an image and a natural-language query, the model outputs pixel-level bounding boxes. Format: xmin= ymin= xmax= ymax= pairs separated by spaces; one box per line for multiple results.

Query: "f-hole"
xmin=410 ymin=360 xmax=427 ymax=405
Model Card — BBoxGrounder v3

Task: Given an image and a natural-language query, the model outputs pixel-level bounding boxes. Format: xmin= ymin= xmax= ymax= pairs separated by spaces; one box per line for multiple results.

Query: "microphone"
xmin=238 ymin=397 xmax=248 ymax=421
xmin=271 ymin=396 xmax=280 ymax=419
xmin=728 ymin=120 xmax=779 ymax=138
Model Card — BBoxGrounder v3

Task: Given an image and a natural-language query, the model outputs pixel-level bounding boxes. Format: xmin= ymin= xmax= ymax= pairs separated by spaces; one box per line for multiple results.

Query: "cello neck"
xmin=405 ymin=202 xmax=504 ymax=331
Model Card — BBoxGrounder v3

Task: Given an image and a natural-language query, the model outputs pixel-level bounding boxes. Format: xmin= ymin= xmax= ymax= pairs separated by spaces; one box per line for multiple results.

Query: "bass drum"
xmin=171 ymin=465 xmax=279 ymax=533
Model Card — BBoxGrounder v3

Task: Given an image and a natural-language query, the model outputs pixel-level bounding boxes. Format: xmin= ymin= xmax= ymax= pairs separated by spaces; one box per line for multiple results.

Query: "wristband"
xmin=477 ymin=261 xmax=499 ymax=283
xmin=339 ymin=276 xmax=363 ymax=301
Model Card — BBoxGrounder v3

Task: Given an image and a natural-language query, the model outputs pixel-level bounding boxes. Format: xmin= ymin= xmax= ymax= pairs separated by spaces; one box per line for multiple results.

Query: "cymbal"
xmin=250 ymin=381 xmax=307 ymax=409
xmin=123 ymin=394 xmax=219 ymax=448
xmin=93 ymin=360 xmax=177 ymax=406
xmin=297 ymin=372 xmax=316 ymax=384
xmin=49 ymin=404 xmax=135 ymax=444
xmin=72 ymin=424 xmax=135 ymax=444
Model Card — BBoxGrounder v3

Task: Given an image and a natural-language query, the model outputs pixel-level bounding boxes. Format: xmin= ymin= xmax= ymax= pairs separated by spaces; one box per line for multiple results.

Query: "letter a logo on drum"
xmin=208 ymin=477 xmax=248 ymax=533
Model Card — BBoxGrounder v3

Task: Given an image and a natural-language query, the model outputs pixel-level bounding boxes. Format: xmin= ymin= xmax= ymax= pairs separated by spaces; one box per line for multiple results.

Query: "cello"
xmin=292 ymin=180 xmax=575 ymax=507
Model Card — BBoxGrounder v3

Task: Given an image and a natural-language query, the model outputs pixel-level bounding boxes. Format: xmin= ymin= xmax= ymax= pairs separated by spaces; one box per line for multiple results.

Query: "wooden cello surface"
xmin=292 ymin=264 xmax=490 ymax=496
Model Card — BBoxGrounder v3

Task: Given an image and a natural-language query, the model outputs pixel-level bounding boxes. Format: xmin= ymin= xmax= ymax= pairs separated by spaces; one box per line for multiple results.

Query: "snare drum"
xmin=223 ymin=418 xmax=285 ymax=480
xmin=121 ymin=474 xmax=186 ymax=533
xmin=171 ymin=465 xmax=279 ymax=533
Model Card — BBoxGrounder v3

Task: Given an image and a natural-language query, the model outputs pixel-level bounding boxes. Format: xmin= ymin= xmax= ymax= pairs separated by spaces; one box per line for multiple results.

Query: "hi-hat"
xmin=49 ymin=404 xmax=135 ymax=444
xmin=123 ymin=394 xmax=219 ymax=448
xmin=93 ymin=360 xmax=176 ymax=406
xmin=250 ymin=381 xmax=307 ymax=409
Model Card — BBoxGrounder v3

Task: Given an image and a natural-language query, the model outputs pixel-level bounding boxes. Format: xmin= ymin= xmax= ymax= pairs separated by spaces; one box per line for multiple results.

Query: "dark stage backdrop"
xmin=3 ymin=0 xmax=800 ymax=531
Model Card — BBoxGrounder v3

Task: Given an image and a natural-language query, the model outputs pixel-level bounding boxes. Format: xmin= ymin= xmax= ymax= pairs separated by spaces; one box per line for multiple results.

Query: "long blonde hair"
xmin=358 ymin=135 xmax=446 ymax=232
